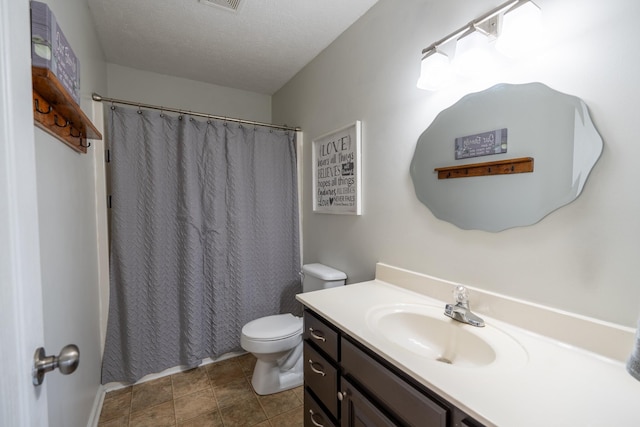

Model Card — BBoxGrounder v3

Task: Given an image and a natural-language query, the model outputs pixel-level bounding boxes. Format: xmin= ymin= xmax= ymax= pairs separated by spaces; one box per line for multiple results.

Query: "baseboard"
xmin=86 ymin=384 xmax=106 ymax=427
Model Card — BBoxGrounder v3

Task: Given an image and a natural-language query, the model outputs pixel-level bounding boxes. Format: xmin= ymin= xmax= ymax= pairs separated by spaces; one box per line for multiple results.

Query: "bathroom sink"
xmin=366 ymin=304 xmax=528 ymax=369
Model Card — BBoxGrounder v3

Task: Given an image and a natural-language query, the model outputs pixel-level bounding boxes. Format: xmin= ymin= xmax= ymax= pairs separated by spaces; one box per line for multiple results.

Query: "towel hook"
xmin=34 ymin=99 xmax=52 ymax=114
xmin=79 ymin=134 xmax=91 ymax=149
xmin=53 ymin=115 xmax=69 ymax=128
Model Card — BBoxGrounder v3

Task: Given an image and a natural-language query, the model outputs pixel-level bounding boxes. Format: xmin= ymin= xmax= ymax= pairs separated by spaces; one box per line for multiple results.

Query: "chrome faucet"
xmin=444 ymin=286 xmax=485 ymax=327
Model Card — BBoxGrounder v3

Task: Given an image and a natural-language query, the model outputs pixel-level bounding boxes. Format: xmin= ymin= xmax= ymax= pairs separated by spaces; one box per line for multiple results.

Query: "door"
xmin=0 ymin=0 xmax=49 ymax=424
xmin=340 ymin=378 xmax=397 ymax=427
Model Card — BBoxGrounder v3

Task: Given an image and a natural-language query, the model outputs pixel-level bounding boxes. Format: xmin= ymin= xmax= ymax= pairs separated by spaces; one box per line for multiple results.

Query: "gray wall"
xmin=32 ymin=0 xmax=107 ymax=425
xmin=106 ymin=63 xmax=272 ymax=123
xmin=273 ymin=0 xmax=640 ymax=326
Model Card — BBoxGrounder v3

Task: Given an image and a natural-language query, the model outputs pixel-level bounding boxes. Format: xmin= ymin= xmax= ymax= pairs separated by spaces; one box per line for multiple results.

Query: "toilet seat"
xmin=242 ymin=313 xmax=303 ymax=341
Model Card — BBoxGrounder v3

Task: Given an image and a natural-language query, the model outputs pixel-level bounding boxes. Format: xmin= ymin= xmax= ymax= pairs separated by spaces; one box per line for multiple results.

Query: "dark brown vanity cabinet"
xmin=303 ymin=309 xmax=340 ymax=427
xmin=303 ymin=309 xmax=485 ymax=427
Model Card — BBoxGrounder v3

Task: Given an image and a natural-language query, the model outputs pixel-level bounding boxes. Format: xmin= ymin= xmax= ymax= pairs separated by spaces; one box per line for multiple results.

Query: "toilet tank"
xmin=301 ymin=263 xmax=346 ymax=292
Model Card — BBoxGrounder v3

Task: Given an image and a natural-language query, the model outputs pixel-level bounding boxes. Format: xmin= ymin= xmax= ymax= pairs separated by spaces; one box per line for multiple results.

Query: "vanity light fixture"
xmin=453 ymin=24 xmax=498 ymax=77
xmin=417 ymin=0 xmax=541 ymax=90
xmin=495 ymin=0 xmax=543 ymax=58
xmin=417 ymin=50 xmax=452 ymax=91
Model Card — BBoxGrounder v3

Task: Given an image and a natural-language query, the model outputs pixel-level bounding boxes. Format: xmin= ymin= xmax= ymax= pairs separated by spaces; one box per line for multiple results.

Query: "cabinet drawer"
xmin=304 ymin=389 xmax=337 ymax=427
xmin=304 ymin=310 xmax=339 ymax=360
xmin=342 ymin=338 xmax=448 ymax=427
xmin=304 ymin=342 xmax=339 ymax=419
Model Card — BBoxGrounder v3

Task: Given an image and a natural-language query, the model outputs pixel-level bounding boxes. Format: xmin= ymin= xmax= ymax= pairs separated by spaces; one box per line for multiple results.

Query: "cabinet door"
xmin=342 ymin=338 xmax=448 ymax=427
xmin=340 ymin=377 xmax=398 ymax=427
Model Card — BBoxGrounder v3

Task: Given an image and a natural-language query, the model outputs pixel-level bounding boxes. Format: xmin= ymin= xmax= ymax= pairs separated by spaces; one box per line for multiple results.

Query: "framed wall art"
xmin=312 ymin=121 xmax=362 ymax=215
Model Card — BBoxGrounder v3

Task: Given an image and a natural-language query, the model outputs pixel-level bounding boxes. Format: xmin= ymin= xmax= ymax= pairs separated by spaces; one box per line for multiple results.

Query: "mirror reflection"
xmin=411 ymin=82 xmax=603 ymax=232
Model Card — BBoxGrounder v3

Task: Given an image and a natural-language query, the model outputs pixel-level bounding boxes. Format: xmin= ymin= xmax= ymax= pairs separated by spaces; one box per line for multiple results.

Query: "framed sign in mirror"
xmin=312 ymin=121 xmax=362 ymax=215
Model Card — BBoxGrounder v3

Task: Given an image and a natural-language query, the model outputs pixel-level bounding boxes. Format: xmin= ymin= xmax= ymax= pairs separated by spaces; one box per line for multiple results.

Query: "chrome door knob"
xmin=32 ymin=344 xmax=80 ymax=386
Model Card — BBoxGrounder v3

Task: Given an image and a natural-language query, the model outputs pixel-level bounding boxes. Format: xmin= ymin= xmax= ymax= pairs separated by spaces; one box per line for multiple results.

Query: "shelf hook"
xmin=53 ymin=115 xmax=69 ymax=128
xmin=34 ymin=99 xmax=52 ymax=115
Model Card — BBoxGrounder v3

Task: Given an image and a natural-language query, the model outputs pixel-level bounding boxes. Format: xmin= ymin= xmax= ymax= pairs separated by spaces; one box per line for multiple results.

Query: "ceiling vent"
xmin=199 ymin=0 xmax=243 ymax=12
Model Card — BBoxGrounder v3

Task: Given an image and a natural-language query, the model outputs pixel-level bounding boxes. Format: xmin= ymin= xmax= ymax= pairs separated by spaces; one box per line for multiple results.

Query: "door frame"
xmin=0 ymin=0 xmax=49 ymax=424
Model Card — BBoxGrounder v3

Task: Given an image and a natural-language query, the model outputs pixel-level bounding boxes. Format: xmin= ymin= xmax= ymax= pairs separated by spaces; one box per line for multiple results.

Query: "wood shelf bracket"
xmin=435 ymin=157 xmax=534 ymax=179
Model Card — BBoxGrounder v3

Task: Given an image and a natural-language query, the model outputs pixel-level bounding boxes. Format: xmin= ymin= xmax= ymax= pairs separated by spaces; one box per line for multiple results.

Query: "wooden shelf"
xmin=32 ymin=66 xmax=102 ymax=154
xmin=435 ymin=157 xmax=534 ymax=179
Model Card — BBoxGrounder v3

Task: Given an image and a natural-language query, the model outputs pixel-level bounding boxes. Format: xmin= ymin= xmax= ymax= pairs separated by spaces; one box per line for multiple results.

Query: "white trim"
xmin=85 ymin=385 xmax=106 ymax=427
xmin=296 ymin=131 xmax=304 ymax=265
xmin=0 ymin=0 xmax=48 ymax=424
xmin=91 ymin=101 xmax=110 ymax=355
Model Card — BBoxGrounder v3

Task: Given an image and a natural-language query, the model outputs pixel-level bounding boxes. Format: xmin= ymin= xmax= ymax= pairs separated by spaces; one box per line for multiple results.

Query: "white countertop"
xmin=296 ymin=265 xmax=640 ymax=426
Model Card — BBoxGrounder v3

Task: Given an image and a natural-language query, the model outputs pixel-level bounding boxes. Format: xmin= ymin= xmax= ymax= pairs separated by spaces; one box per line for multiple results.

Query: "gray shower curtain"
xmin=101 ymin=106 xmax=301 ymax=384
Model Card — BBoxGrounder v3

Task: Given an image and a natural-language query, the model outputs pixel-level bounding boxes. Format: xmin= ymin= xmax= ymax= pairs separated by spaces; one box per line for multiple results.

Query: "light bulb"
xmin=417 ymin=51 xmax=452 ymax=91
xmin=495 ymin=1 xmax=542 ymax=58
xmin=453 ymin=30 xmax=496 ymax=77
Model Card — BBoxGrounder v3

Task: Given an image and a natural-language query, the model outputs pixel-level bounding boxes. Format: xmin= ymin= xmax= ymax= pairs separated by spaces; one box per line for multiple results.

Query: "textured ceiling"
xmin=87 ymin=0 xmax=380 ymax=95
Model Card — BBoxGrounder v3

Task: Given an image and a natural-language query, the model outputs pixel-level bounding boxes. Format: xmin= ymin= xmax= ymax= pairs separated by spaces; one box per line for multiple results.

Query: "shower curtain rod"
xmin=91 ymin=93 xmax=301 ymax=132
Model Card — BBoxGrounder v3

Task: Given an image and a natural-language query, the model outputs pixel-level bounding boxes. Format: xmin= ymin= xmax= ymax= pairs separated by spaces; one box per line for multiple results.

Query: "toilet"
xmin=240 ymin=263 xmax=346 ymax=395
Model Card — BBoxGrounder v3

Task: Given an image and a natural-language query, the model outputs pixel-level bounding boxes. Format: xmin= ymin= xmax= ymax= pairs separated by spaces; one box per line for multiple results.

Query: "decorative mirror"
xmin=410 ymin=82 xmax=603 ymax=232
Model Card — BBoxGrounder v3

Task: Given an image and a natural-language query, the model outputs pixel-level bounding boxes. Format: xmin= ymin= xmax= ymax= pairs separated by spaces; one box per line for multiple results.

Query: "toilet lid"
xmin=242 ymin=313 xmax=303 ymax=341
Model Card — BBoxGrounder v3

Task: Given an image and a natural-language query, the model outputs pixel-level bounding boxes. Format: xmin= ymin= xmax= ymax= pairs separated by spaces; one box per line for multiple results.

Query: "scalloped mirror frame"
xmin=411 ymin=82 xmax=603 ymax=232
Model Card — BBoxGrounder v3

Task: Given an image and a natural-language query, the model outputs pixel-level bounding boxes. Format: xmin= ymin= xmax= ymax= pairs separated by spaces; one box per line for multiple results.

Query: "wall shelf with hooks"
xmin=32 ymin=66 xmax=102 ymax=154
xmin=434 ymin=157 xmax=534 ymax=179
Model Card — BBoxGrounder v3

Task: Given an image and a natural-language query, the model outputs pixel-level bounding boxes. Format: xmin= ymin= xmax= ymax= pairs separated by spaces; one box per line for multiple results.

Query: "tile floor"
xmin=97 ymin=353 xmax=303 ymax=427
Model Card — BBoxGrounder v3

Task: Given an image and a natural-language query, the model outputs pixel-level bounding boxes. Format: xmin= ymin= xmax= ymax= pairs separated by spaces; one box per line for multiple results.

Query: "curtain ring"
xmin=160 ymin=107 xmax=164 ymax=118
xmin=137 ymin=104 xmax=142 ymax=114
